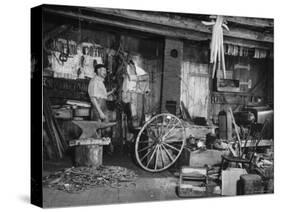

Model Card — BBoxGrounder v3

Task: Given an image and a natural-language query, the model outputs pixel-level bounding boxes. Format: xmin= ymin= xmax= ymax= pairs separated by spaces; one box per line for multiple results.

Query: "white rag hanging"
xmin=202 ymin=16 xmax=229 ymax=79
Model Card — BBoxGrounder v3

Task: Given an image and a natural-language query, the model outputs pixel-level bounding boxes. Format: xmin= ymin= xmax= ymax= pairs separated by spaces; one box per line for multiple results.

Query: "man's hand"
xmin=107 ymin=88 xmax=116 ymax=96
xmin=99 ymin=112 xmax=106 ymax=121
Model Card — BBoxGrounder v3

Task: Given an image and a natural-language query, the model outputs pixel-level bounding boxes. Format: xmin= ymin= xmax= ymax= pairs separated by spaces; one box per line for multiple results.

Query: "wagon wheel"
xmin=135 ymin=113 xmax=186 ymax=172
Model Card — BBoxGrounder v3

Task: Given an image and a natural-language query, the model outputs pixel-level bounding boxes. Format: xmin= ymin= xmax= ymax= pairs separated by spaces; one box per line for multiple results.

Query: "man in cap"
xmin=88 ymin=64 xmax=115 ymax=122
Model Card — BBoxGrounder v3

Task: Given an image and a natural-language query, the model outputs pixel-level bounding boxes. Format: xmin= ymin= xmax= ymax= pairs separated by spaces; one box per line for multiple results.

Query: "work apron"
xmin=91 ymin=98 xmax=108 ymax=121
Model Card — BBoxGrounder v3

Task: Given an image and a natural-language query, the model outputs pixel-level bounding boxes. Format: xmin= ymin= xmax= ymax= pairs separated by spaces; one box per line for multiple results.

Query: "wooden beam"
xmin=225 ymin=16 xmax=273 ymax=28
xmin=43 ymin=8 xmax=273 ymax=49
xmin=85 ymin=8 xmax=273 ymax=43
xmin=43 ymin=8 xmax=208 ymax=40
xmin=223 ymin=37 xmax=273 ymax=49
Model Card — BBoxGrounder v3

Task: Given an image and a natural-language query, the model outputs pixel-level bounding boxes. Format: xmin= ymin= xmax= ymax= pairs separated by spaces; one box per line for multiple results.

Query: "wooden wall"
xmin=43 ymin=12 xmax=273 ymax=123
xmin=181 ymin=41 xmax=210 ymax=118
xmin=181 ymin=62 xmax=209 ymax=118
xmin=142 ymin=59 xmax=163 ymax=113
xmin=181 ymin=40 xmax=273 ymax=122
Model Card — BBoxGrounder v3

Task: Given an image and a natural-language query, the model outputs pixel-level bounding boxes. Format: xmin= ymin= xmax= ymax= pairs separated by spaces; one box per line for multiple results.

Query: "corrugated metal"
xmin=181 ymin=61 xmax=209 ymax=118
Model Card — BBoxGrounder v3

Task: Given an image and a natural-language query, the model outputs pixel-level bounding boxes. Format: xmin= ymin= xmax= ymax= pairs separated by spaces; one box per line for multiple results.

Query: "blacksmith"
xmin=88 ymin=64 xmax=115 ymax=122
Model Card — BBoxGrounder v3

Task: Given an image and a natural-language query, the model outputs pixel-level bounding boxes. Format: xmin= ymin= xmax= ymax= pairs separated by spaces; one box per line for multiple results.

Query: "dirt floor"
xmin=42 ymin=149 xmax=185 ymax=208
xmin=42 ymin=145 xmax=273 ymax=208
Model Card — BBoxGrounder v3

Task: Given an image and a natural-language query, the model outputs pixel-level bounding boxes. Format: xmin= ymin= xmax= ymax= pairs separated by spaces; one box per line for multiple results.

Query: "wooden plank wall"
xmin=181 ymin=41 xmax=273 ymax=123
xmin=142 ymin=59 xmax=163 ymax=114
xmin=181 ymin=62 xmax=210 ymax=118
xmin=181 ymin=41 xmax=210 ymax=119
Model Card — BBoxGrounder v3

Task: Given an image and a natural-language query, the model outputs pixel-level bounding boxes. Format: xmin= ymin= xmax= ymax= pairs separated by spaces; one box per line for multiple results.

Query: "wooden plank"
xmin=225 ymin=16 xmax=273 ymax=28
xmin=184 ymin=125 xmax=215 ymax=139
xmin=181 ymin=62 xmax=209 ymax=118
xmin=44 ymin=8 xmax=273 ymax=50
xmin=241 ymin=139 xmax=273 ymax=147
xmin=44 ymin=8 xmax=207 ymax=41
xmin=190 ymin=149 xmax=227 ymax=167
xmin=142 ymin=59 xmax=162 ymax=113
xmin=85 ymin=8 xmax=273 ymax=43
xmin=189 ymin=72 xmax=209 ymax=78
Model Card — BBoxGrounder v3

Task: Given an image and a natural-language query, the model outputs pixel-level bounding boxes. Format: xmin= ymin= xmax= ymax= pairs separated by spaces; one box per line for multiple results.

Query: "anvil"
xmin=72 ymin=121 xmax=117 ymax=139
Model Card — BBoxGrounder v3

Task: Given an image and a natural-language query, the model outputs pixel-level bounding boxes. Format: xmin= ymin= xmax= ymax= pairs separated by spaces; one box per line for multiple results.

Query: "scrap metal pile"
xmin=43 ymin=166 xmax=137 ymax=193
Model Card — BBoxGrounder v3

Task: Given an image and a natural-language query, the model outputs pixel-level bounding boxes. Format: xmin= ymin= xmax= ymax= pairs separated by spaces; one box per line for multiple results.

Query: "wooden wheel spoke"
xmin=157 ymin=125 xmax=162 ymax=139
xmin=146 ymin=145 xmax=158 ymax=167
xmin=161 ymin=144 xmax=175 ymax=162
xmin=140 ymin=145 xmax=155 ymax=162
xmin=154 ymin=146 xmax=160 ymax=170
xmin=165 ymin=117 xmax=176 ymax=133
xmin=162 ymin=121 xmax=180 ymax=139
xmin=163 ymin=142 xmax=181 ymax=152
xmin=138 ymin=144 xmax=154 ymax=153
xmin=135 ymin=113 xmax=185 ymax=172
xmin=154 ymin=117 xmax=164 ymax=139
xmin=155 ymin=117 xmax=162 ymax=138
xmin=164 ymin=128 xmax=183 ymax=140
xmin=146 ymin=127 xmax=158 ymax=142
xmin=153 ymin=125 xmax=162 ymax=139
xmin=160 ymin=116 xmax=165 ymax=137
xmin=159 ymin=145 xmax=166 ymax=167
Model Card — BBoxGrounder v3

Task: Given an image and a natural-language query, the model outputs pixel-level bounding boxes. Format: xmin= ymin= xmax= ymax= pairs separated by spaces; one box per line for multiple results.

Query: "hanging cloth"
xmin=202 ymin=16 xmax=229 ymax=79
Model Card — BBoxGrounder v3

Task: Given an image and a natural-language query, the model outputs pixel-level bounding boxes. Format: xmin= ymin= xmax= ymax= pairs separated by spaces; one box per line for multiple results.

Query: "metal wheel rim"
xmin=135 ymin=113 xmax=185 ymax=172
